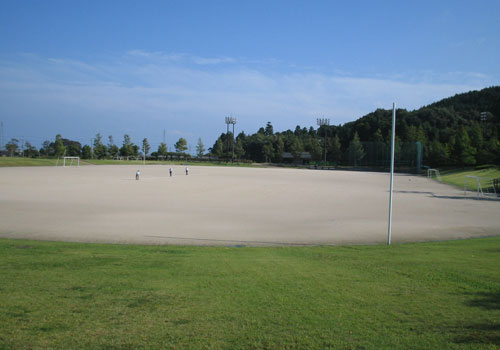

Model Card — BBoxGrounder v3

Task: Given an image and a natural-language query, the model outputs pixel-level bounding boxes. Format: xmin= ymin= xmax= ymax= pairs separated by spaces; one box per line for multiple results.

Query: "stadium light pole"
xmin=225 ymin=116 xmax=237 ymax=162
xmin=480 ymin=112 xmax=487 ymax=135
xmin=387 ymin=103 xmax=396 ymax=245
xmin=317 ymin=118 xmax=330 ymax=162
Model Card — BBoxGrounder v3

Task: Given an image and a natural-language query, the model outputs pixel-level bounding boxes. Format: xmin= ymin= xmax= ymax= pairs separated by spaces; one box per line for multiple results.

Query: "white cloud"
xmin=0 ymin=52 xmax=494 ymax=148
xmin=125 ymin=50 xmax=236 ymax=66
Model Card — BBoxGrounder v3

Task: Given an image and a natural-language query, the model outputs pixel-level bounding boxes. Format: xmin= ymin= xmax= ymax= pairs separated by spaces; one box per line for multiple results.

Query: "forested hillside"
xmin=211 ymin=86 xmax=500 ymax=167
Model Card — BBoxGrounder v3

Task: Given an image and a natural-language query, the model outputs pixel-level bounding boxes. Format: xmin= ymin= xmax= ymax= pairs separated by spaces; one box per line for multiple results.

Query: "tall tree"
xmin=211 ymin=138 xmax=224 ymax=157
xmin=308 ymin=137 xmax=322 ymax=161
xmin=131 ymin=145 xmax=140 ymax=157
xmin=120 ymin=134 xmax=135 ymax=157
xmin=373 ymin=129 xmax=384 ymax=143
xmin=262 ymin=142 xmax=274 ymax=163
xmin=81 ymin=145 xmax=92 ymax=159
xmin=234 ymin=138 xmax=245 ymax=159
xmin=454 ymin=127 xmax=477 ymax=166
xmin=5 ymin=138 xmax=19 ymax=157
xmin=174 ymin=138 xmax=188 ymax=153
xmin=485 ymin=137 xmax=500 ymax=164
xmin=142 ymin=138 xmax=151 ymax=156
xmin=40 ymin=140 xmax=53 ymax=157
xmin=63 ymin=139 xmax=82 ymax=156
xmin=469 ymin=123 xmax=483 ymax=151
xmin=23 ymin=141 xmax=39 ymax=158
xmin=427 ymin=140 xmax=449 ymax=167
xmin=93 ymin=133 xmax=107 ymax=159
xmin=107 ymin=135 xmax=120 ymax=158
xmin=157 ymin=142 xmax=168 ymax=158
xmin=290 ymin=137 xmax=304 ymax=160
xmin=330 ymin=134 xmax=342 ymax=164
xmin=196 ymin=138 xmax=205 ymax=157
xmin=264 ymin=122 xmax=274 ymax=136
xmin=348 ymin=132 xmax=365 ymax=166
xmin=274 ymin=135 xmax=285 ymax=163
xmin=54 ymin=134 xmax=66 ymax=157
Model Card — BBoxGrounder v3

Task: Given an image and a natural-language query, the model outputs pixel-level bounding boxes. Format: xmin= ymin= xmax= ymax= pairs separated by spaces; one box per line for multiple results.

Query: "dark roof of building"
xmin=282 ymin=152 xmax=312 ymax=159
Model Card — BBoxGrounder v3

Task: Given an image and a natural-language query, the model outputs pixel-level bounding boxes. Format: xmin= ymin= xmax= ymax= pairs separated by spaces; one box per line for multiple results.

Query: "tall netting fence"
xmin=346 ymin=141 xmax=422 ymax=174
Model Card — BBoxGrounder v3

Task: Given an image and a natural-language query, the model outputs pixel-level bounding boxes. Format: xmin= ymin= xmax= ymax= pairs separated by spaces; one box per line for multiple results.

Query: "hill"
xmin=211 ymin=86 xmax=500 ymax=168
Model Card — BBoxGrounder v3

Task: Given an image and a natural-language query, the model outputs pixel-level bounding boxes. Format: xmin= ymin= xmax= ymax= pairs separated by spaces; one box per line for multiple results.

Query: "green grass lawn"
xmin=85 ymin=159 xmax=258 ymax=167
xmin=0 ymin=157 xmax=60 ymax=167
xmin=440 ymin=166 xmax=500 ymax=191
xmin=0 ymin=157 xmax=258 ymax=167
xmin=1 ymin=238 xmax=499 ymax=349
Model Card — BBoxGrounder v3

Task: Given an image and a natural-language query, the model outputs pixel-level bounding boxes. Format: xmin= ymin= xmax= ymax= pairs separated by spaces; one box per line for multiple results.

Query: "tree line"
xmin=4 ymin=133 xmax=207 ymax=159
xmin=209 ymin=87 xmax=500 ymax=167
xmin=4 ymin=86 xmax=500 ymax=167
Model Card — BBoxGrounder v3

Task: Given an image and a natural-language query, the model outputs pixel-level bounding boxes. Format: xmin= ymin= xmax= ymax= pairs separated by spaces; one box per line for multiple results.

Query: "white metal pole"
xmin=388 ymin=103 xmax=396 ymax=245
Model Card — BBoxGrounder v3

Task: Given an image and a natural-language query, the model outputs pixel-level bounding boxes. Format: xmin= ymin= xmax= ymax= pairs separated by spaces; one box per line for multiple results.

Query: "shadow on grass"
xmin=454 ymin=323 xmax=500 ymax=346
xmin=467 ymin=292 xmax=500 ymax=310
xmin=455 ymin=292 xmax=500 ymax=346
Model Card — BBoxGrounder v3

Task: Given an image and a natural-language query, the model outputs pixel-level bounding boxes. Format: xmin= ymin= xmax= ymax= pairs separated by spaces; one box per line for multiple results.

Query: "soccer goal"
xmin=62 ymin=156 xmax=80 ymax=167
xmin=464 ymin=175 xmax=497 ymax=198
xmin=427 ymin=168 xmax=442 ymax=182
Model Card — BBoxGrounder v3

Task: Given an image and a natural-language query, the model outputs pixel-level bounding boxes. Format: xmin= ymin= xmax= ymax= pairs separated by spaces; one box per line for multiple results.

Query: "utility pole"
xmin=317 ymin=118 xmax=330 ymax=162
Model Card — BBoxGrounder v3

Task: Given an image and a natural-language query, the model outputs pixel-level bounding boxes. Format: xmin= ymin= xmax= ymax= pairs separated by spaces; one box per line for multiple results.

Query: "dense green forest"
xmin=210 ymin=86 xmax=500 ymax=168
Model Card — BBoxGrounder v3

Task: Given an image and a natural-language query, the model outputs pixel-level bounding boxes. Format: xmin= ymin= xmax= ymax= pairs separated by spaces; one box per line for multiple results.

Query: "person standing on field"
xmin=185 ymin=167 xmax=189 ymax=175
xmin=136 ymin=170 xmax=140 ymax=180
xmin=169 ymin=167 xmax=173 ymax=177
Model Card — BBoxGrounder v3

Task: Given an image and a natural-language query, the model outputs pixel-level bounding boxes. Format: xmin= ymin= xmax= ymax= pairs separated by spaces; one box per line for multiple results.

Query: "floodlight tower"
xmin=225 ymin=116 xmax=237 ymax=162
xmin=317 ymin=118 xmax=330 ymax=162
xmin=480 ymin=112 xmax=488 ymax=134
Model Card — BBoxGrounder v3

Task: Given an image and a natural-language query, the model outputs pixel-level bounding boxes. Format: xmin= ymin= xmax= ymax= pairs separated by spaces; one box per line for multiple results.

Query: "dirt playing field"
xmin=0 ymin=165 xmax=499 ymax=246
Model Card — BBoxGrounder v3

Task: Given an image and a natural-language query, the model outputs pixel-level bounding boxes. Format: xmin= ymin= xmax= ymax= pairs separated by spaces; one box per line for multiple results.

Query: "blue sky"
xmin=0 ymin=0 xmax=499 ymax=152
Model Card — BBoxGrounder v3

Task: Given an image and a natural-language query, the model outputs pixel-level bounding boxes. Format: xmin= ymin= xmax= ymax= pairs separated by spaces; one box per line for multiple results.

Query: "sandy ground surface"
xmin=0 ymin=165 xmax=499 ymax=246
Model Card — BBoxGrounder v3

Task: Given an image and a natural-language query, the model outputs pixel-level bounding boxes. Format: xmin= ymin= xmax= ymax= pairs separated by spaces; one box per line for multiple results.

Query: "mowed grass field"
xmin=1 ymin=237 xmax=499 ymax=349
xmin=441 ymin=166 xmax=500 ymax=192
xmin=0 ymin=157 xmax=256 ymax=167
xmin=0 ymin=157 xmax=61 ymax=167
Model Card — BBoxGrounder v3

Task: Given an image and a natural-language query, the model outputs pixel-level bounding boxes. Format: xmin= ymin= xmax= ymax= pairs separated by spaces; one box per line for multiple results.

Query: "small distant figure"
xmin=185 ymin=167 xmax=189 ymax=176
xmin=136 ymin=170 xmax=140 ymax=180
xmin=169 ymin=167 xmax=173 ymax=177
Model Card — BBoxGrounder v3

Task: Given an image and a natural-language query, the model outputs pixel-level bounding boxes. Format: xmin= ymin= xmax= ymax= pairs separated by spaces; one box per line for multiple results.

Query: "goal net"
xmin=427 ymin=168 xmax=442 ymax=182
xmin=62 ymin=157 xmax=80 ymax=167
xmin=464 ymin=175 xmax=497 ymax=198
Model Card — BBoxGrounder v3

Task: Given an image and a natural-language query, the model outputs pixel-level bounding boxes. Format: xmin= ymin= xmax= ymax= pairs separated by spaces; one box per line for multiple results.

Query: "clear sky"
xmin=1 ymin=0 xmax=499 ymax=152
